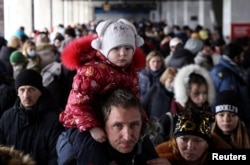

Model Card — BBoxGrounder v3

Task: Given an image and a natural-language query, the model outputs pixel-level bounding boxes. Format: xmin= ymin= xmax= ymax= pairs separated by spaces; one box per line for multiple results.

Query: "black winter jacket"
xmin=0 ymin=90 xmax=64 ymax=165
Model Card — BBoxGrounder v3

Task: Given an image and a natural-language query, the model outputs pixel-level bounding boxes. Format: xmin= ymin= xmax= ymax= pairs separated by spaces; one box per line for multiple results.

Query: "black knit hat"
xmin=174 ymin=108 xmax=214 ymax=143
xmin=15 ymin=69 xmax=44 ymax=92
xmin=213 ymin=90 xmax=241 ymax=116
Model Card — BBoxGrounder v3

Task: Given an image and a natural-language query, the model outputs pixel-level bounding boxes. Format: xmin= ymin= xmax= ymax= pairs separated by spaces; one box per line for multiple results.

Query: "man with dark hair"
xmin=0 ymin=69 xmax=64 ymax=165
xmin=57 ymin=89 xmax=169 ymax=165
xmin=59 ymin=27 xmax=76 ymax=53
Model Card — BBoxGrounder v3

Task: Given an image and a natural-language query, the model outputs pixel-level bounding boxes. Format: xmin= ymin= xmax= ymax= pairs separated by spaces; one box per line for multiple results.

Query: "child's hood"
xmin=61 ymin=34 xmax=146 ymax=70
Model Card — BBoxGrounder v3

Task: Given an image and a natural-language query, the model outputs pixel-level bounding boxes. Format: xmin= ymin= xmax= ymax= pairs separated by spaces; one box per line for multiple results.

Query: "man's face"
xmin=17 ymin=85 xmax=42 ymax=109
xmin=105 ymin=106 xmax=142 ymax=153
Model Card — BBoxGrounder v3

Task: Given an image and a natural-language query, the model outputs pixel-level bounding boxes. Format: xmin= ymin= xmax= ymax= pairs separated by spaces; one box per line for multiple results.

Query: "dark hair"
xmin=100 ymin=89 xmax=151 ymax=137
xmin=186 ymin=73 xmax=209 ymax=110
xmin=100 ymin=89 xmax=143 ymax=122
xmin=223 ymin=42 xmax=243 ymax=59
xmin=65 ymin=27 xmax=76 ymax=38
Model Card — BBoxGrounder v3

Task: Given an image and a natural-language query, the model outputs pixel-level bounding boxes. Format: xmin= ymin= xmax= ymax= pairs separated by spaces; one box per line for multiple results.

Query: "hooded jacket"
xmin=210 ymin=56 xmax=250 ymax=131
xmin=59 ymin=35 xmax=146 ymax=131
xmin=171 ymin=64 xmax=215 ymax=114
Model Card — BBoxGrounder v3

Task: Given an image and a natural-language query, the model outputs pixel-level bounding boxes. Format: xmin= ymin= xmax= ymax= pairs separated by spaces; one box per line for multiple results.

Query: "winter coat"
xmin=210 ymin=56 xmax=250 ymax=131
xmin=59 ymin=35 xmax=146 ymax=131
xmin=0 ymin=81 xmax=16 ymax=117
xmin=37 ymin=43 xmax=75 ymax=110
xmin=141 ymin=82 xmax=173 ymax=119
xmin=0 ymin=46 xmax=17 ymax=77
xmin=0 ymin=89 xmax=64 ymax=165
xmin=0 ymin=145 xmax=35 ymax=165
xmin=155 ymin=134 xmax=231 ymax=165
xmin=139 ymin=67 xmax=165 ymax=100
xmin=59 ymin=128 xmax=158 ymax=165
xmin=171 ymin=64 xmax=215 ymax=115
xmin=210 ymin=55 xmax=247 ymax=93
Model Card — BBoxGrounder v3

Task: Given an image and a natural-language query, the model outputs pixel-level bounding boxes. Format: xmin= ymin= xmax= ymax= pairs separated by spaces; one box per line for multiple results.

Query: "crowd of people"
xmin=0 ymin=17 xmax=249 ymax=164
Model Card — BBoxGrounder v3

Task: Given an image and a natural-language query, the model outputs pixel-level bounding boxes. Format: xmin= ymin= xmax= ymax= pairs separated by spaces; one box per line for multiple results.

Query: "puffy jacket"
xmin=59 ymin=35 xmax=146 ymax=131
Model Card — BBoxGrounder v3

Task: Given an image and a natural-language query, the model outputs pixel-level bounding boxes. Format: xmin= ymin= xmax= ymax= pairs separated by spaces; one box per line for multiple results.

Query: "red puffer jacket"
xmin=59 ymin=35 xmax=146 ymax=131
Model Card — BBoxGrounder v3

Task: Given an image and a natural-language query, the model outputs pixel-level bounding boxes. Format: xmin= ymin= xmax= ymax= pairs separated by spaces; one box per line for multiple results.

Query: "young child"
xmin=59 ymin=18 xmax=145 ymax=143
xmin=148 ymin=67 xmax=178 ymax=145
xmin=171 ymin=64 xmax=215 ymax=115
xmin=159 ymin=64 xmax=215 ymax=142
xmin=159 ymin=67 xmax=178 ymax=93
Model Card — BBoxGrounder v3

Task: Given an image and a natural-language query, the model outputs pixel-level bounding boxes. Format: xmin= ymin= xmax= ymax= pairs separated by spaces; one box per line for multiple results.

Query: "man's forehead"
xmin=108 ymin=106 xmax=142 ymax=121
xmin=18 ymin=85 xmax=38 ymax=90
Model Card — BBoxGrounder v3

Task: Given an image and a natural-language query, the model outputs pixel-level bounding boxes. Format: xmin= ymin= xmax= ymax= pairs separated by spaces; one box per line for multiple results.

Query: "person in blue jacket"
xmin=210 ymin=42 xmax=250 ymax=132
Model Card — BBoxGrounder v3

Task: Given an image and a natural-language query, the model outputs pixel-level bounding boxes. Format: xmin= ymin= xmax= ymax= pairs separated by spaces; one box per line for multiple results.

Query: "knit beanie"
xmin=15 ymin=69 xmax=44 ymax=92
xmin=213 ymin=90 xmax=241 ymax=116
xmin=91 ymin=18 xmax=144 ymax=58
xmin=174 ymin=108 xmax=214 ymax=143
xmin=9 ymin=50 xmax=26 ymax=64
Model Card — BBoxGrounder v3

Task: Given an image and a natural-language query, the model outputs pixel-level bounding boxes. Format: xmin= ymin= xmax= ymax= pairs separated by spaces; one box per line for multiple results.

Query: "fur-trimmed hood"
xmin=174 ymin=64 xmax=215 ymax=107
xmin=60 ymin=34 xmax=146 ymax=70
xmin=0 ymin=146 xmax=35 ymax=165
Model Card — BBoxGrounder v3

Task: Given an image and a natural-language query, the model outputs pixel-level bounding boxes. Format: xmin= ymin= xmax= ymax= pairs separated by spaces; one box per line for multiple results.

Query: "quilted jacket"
xmin=59 ymin=35 xmax=146 ymax=131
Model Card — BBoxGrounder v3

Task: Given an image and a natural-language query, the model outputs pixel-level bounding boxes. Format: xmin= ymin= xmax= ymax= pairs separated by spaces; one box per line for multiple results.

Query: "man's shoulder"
xmin=215 ymin=67 xmax=231 ymax=79
xmin=211 ymin=63 xmax=231 ymax=78
xmin=0 ymin=104 xmax=16 ymax=122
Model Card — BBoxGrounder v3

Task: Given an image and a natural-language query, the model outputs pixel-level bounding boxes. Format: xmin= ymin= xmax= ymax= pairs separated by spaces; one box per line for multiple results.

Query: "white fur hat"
xmin=91 ymin=18 xmax=144 ymax=58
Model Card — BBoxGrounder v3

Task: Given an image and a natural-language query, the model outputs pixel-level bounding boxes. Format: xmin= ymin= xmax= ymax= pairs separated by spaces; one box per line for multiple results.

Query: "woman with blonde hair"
xmin=22 ymin=40 xmax=41 ymax=72
xmin=139 ymin=49 xmax=165 ymax=96
xmin=139 ymin=50 xmax=166 ymax=118
xmin=159 ymin=67 xmax=178 ymax=93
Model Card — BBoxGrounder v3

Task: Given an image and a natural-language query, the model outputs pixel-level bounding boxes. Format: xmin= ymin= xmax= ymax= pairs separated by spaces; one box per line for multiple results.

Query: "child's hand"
xmin=89 ymin=127 xmax=107 ymax=143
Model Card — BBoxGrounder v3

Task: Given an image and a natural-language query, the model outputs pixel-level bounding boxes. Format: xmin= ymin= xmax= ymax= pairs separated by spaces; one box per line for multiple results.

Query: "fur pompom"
xmin=133 ymin=48 xmax=146 ymax=70
xmin=61 ymin=34 xmax=97 ymax=70
xmin=91 ymin=37 xmax=102 ymax=50
xmin=135 ymin=35 xmax=144 ymax=47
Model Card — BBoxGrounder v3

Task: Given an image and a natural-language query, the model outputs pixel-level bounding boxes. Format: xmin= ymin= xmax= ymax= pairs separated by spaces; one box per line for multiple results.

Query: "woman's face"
xmin=27 ymin=46 xmax=36 ymax=52
xmin=148 ymin=56 xmax=163 ymax=71
xmin=215 ymin=112 xmax=239 ymax=135
xmin=189 ymin=83 xmax=208 ymax=108
xmin=176 ymin=135 xmax=208 ymax=162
